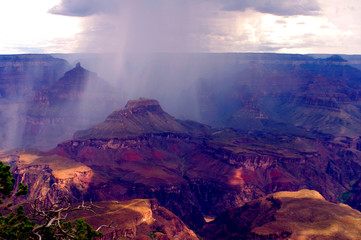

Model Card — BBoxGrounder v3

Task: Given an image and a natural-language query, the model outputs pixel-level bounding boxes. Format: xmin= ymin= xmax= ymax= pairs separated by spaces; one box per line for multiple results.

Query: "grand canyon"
xmin=1 ymin=53 xmax=361 ymax=239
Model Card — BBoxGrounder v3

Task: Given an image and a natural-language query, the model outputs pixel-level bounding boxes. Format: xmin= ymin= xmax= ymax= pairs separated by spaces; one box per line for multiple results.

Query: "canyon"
xmin=1 ymin=53 xmax=361 ymax=238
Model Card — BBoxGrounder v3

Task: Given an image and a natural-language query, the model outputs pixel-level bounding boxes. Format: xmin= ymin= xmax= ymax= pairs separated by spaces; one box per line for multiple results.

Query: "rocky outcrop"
xmin=0 ymin=58 xmax=121 ymax=150
xmin=68 ymin=199 xmax=198 ymax=240
xmin=45 ymin=62 xmax=108 ymax=103
xmin=74 ymin=98 xmax=210 ymax=140
xmin=200 ymin=189 xmax=361 ymax=240
xmin=0 ymin=149 xmax=93 ymax=204
xmin=22 ymin=63 xmax=119 ymax=149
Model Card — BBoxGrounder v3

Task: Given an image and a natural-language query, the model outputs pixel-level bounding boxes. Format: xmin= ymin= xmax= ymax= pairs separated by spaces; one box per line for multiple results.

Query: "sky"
xmin=0 ymin=0 xmax=360 ymax=54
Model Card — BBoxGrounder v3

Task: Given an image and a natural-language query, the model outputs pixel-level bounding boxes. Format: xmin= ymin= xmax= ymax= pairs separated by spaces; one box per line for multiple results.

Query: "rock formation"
xmin=74 ymin=97 xmax=210 ymax=139
xmin=23 ymin=62 xmax=118 ymax=149
xmin=200 ymin=189 xmax=361 ymax=240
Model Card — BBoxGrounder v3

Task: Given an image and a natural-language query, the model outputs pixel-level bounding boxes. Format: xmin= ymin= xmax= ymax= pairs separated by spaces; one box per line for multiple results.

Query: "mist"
xmin=0 ymin=55 xmax=70 ymax=150
xmin=49 ymin=0 xmax=330 ymax=124
xmin=57 ymin=1 xmax=230 ymax=123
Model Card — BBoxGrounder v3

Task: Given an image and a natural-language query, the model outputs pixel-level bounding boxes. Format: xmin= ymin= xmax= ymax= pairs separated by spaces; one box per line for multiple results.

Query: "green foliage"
xmin=0 ymin=161 xmax=36 ymax=239
xmin=0 ymin=161 xmax=15 ymax=198
xmin=72 ymin=219 xmax=103 ymax=240
xmin=16 ymin=182 xmax=28 ymax=197
xmin=339 ymin=189 xmax=353 ymax=204
xmin=0 ymin=205 xmax=36 ymax=239
xmin=0 ymin=161 xmax=102 ymax=240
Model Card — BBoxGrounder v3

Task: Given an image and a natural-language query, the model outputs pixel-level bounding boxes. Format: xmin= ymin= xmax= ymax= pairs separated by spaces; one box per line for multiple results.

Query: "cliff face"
xmin=0 ymin=54 xmax=71 ymax=150
xmin=200 ymin=189 xmax=361 ymax=240
xmin=195 ymin=55 xmax=361 ymax=137
xmin=0 ymin=148 xmax=93 ymax=204
xmin=0 ymin=54 xmax=70 ymax=99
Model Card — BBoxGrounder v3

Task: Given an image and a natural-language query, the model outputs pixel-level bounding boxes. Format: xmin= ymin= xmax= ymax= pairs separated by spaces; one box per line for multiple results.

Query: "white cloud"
xmin=198 ymin=1 xmax=361 ymax=54
xmin=0 ymin=0 xmax=82 ymax=53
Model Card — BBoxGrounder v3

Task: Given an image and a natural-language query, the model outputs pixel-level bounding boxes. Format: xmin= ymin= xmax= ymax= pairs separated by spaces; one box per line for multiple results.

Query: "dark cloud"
xmin=49 ymin=0 xmax=119 ymax=17
xmin=49 ymin=0 xmax=203 ymax=17
xmin=221 ymin=0 xmax=320 ymax=16
xmin=49 ymin=0 xmax=320 ymax=17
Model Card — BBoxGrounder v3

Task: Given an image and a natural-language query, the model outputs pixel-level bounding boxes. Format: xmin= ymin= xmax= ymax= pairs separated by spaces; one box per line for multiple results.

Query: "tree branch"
xmin=31 ymin=198 xmax=102 ymax=239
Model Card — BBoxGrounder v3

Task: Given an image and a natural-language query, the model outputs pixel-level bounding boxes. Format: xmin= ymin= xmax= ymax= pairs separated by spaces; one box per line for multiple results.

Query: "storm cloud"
xmin=49 ymin=0 xmax=119 ymax=16
xmin=46 ymin=0 xmax=361 ymax=55
xmin=221 ymin=0 xmax=320 ymax=16
xmin=49 ymin=0 xmax=320 ymax=17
